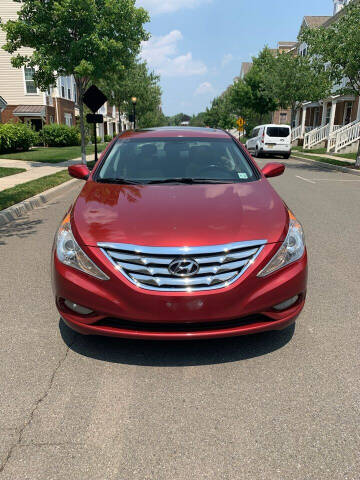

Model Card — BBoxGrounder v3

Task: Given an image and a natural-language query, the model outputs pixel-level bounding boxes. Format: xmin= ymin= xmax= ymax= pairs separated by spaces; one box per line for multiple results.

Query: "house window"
xmin=325 ymin=105 xmax=332 ymax=124
xmin=24 ymin=67 xmax=37 ymax=94
xmin=64 ymin=113 xmax=73 ymax=126
xmin=280 ymin=112 xmax=287 ymax=124
xmin=68 ymin=88 xmax=71 ymax=100
xmin=74 ymin=84 xmax=77 ymax=103
xmin=50 ymin=116 xmax=54 ymax=124
xmin=61 ymin=85 xmax=65 ymax=98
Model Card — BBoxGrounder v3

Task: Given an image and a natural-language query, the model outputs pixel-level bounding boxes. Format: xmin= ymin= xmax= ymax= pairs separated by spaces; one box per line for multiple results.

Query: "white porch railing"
xmin=291 ymin=125 xmax=314 ymax=143
xmin=291 ymin=125 xmax=302 ymax=142
xmin=328 ymin=120 xmax=359 ymax=152
xmin=304 ymin=124 xmax=342 ymax=150
xmin=331 ymin=120 xmax=360 ymax=153
xmin=304 ymin=124 xmax=328 ymax=149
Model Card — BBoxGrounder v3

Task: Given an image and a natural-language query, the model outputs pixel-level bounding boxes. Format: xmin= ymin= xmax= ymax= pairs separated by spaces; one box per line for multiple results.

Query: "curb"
xmin=0 ymin=178 xmax=79 ymax=227
xmin=292 ymin=155 xmax=360 ymax=177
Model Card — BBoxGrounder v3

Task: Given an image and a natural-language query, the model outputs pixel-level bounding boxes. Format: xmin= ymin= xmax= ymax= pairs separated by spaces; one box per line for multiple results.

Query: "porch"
xmin=292 ymin=95 xmax=360 ymax=153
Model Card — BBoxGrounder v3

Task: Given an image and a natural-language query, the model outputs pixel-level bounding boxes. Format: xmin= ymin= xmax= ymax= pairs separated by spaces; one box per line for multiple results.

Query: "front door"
xmin=30 ymin=119 xmax=43 ymax=131
xmin=343 ymin=102 xmax=353 ymax=125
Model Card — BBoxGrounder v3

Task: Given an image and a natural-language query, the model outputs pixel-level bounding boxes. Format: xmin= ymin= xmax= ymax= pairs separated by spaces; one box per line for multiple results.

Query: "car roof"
xmin=254 ymin=124 xmax=291 ymax=129
xmin=118 ymin=126 xmax=230 ymax=139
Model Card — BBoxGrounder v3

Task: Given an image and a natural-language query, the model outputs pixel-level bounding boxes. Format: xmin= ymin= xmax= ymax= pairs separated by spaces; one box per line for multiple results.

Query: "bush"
xmin=39 ymin=124 xmax=81 ymax=147
xmin=90 ymin=135 xmax=102 ymax=144
xmin=104 ymin=134 xmax=112 ymax=142
xmin=0 ymin=123 xmax=39 ymax=154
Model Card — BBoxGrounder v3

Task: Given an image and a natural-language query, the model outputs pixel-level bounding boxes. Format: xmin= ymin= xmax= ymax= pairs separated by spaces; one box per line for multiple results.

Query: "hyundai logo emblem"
xmin=168 ymin=258 xmax=200 ymax=277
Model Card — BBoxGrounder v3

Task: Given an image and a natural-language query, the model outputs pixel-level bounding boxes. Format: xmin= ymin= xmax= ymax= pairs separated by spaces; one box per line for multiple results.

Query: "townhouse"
xmin=292 ymin=0 xmax=360 ymax=153
xmin=0 ymin=0 xmax=77 ymax=130
xmin=0 ymin=0 xmax=124 ymax=136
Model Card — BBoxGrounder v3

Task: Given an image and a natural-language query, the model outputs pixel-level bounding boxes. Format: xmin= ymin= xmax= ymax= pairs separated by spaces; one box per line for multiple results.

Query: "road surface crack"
xmin=0 ymin=335 xmax=78 ymax=474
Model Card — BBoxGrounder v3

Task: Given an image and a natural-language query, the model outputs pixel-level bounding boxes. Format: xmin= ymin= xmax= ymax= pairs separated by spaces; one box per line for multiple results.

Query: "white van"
xmin=245 ymin=124 xmax=291 ymax=159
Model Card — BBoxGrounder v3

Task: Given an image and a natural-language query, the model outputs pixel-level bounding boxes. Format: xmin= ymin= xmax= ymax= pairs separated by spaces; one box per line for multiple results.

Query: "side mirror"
xmin=68 ymin=164 xmax=90 ymax=180
xmin=262 ymin=162 xmax=285 ymax=178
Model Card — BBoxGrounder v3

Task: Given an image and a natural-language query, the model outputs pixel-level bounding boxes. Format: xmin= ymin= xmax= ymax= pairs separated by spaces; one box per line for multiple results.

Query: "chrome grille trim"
xmin=99 ymin=240 xmax=267 ymax=292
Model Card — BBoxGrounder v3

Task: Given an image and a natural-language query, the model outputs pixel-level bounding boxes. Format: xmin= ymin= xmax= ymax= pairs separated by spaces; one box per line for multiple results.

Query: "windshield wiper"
xmin=147 ymin=178 xmax=235 ymax=185
xmin=97 ymin=178 xmax=143 ymax=185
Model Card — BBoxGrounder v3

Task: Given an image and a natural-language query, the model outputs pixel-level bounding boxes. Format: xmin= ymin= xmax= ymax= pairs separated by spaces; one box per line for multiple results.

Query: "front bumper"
xmin=52 ymin=243 xmax=307 ymax=340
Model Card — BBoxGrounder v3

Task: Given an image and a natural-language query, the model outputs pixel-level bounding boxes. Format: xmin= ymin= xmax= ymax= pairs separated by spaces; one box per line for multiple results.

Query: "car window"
xmin=266 ymin=127 xmax=290 ymax=138
xmin=97 ymin=137 xmax=259 ymax=183
xmin=252 ymin=128 xmax=259 ymax=138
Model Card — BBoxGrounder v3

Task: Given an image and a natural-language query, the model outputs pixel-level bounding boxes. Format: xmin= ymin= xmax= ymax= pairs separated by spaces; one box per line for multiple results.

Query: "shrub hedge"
xmin=39 ymin=124 xmax=81 ymax=147
xmin=0 ymin=123 xmax=39 ymax=154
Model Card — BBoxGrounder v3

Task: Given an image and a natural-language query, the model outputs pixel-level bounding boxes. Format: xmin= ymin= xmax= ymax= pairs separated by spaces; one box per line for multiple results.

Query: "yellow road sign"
xmin=236 ymin=117 xmax=245 ymax=128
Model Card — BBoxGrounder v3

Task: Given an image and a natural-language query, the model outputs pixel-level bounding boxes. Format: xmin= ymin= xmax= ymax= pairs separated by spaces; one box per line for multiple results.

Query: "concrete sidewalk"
xmin=0 ymin=154 xmax=95 ymax=191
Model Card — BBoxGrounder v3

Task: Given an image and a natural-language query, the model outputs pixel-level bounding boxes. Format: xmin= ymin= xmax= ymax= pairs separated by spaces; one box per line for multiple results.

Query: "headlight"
xmin=56 ymin=213 xmax=109 ymax=280
xmin=258 ymin=210 xmax=305 ymax=277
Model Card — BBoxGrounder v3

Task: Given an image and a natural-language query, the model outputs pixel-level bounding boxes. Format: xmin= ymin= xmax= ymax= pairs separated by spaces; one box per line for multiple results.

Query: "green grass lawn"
xmin=335 ymin=152 xmax=357 ymax=160
xmin=292 ymin=145 xmax=357 ymax=160
xmin=292 ymin=146 xmax=328 ymax=154
xmin=0 ymin=167 xmax=26 ymax=178
xmin=0 ymin=143 xmax=107 ymax=164
xmin=0 ymin=170 xmax=71 ymax=211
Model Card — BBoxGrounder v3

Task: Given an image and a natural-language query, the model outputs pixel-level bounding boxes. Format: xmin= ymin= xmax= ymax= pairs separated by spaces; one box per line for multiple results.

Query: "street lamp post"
xmin=131 ymin=97 xmax=137 ymax=130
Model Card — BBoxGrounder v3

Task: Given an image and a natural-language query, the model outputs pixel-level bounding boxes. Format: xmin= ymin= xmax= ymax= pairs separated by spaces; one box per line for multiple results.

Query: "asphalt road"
xmin=1 ymin=156 xmax=360 ymax=480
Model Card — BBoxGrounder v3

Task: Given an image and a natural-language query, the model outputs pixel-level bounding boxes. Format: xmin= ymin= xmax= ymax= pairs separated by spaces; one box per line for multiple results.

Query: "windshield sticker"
xmin=238 ymin=172 xmax=248 ymax=179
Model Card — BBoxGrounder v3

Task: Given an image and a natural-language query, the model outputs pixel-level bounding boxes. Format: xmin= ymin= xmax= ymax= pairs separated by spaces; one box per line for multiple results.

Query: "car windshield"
xmin=96 ymin=137 xmax=258 ymax=184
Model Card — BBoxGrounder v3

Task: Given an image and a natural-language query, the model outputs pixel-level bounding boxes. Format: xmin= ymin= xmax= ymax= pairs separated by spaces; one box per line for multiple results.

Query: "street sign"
xmin=83 ymin=86 xmax=108 ymax=166
xmin=83 ymin=85 xmax=108 ymax=113
xmin=86 ymin=113 xmax=104 ymax=124
xmin=236 ymin=117 xmax=245 ymax=129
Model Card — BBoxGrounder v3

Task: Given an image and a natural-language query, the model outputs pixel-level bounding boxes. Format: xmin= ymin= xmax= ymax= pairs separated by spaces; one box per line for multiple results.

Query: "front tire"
xmin=283 ymin=153 xmax=291 ymax=159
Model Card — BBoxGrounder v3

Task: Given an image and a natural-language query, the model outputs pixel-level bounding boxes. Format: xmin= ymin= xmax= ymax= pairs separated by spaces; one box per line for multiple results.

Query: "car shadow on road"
xmin=59 ymin=319 xmax=295 ymax=367
xmin=284 ymin=161 xmax=342 ymax=173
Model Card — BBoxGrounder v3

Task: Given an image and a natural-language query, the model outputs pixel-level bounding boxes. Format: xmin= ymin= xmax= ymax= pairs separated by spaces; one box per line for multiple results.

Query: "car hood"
xmin=72 ymin=180 xmax=289 ymax=247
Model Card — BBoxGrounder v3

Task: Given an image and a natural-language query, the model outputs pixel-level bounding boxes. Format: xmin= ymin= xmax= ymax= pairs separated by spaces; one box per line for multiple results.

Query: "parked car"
xmin=52 ymin=127 xmax=307 ymax=340
xmin=246 ymin=124 xmax=292 ymax=159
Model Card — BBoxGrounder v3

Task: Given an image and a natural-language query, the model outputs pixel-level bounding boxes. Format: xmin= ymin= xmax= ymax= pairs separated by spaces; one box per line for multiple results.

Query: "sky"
xmin=137 ymin=0 xmax=333 ymax=117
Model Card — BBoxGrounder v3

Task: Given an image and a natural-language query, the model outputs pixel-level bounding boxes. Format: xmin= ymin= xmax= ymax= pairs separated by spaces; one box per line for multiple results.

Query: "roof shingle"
xmin=304 ymin=16 xmax=332 ymax=27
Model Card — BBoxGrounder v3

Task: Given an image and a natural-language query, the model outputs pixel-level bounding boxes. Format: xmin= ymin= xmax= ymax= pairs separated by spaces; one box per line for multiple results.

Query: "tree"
xmin=101 ymin=60 xmax=162 ymax=130
xmin=167 ymin=113 xmax=191 ymax=126
xmin=236 ymin=48 xmax=278 ymax=123
xmin=261 ymin=52 xmax=332 ymax=125
xmin=203 ymin=92 xmax=235 ymax=130
xmin=300 ymin=2 xmax=360 ymax=167
xmin=139 ymin=109 xmax=167 ymax=128
xmin=1 ymin=0 xmax=149 ymax=163
xmin=189 ymin=112 xmax=207 ymax=127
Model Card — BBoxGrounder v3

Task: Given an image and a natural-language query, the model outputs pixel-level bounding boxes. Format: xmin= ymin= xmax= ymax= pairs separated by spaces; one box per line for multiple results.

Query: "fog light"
xmin=64 ymin=300 xmax=93 ymax=315
xmin=273 ymin=296 xmax=299 ymax=312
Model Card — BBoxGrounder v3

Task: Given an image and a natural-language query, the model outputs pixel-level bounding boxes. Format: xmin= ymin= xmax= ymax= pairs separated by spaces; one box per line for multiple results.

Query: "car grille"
xmin=99 ymin=240 xmax=266 ymax=292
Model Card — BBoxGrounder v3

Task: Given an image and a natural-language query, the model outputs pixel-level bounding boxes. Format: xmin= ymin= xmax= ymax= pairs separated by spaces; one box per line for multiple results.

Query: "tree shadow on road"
xmin=0 ymin=218 xmax=43 ymax=245
xmin=59 ymin=319 xmax=295 ymax=367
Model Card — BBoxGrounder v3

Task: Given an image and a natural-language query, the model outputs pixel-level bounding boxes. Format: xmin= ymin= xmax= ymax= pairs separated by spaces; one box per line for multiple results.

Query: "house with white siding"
xmin=0 ymin=0 xmax=123 ymax=136
xmin=0 ymin=0 xmax=79 ymax=130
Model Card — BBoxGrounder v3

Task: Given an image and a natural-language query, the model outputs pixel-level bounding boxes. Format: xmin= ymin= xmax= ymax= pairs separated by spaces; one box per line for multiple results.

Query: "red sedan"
xmin=52 ymin=127 xmax=307 ymax=340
